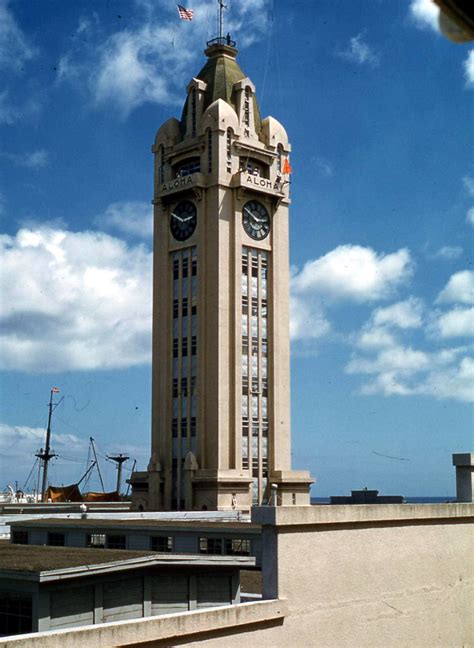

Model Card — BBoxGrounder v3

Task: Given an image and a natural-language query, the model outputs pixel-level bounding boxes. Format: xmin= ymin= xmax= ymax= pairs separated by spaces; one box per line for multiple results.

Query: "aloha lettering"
xmin=245 ymin=174 xmax=272 ymax=190
xmin=161 ymin=176 xmax=193 ymax=192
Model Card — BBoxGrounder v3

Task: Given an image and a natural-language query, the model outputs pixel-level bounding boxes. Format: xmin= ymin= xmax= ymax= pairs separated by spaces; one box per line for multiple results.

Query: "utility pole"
xmin=36 ymin=388 xmax=60 ymax=501
xmin=107 ymin=454 xmax=129 ymax=494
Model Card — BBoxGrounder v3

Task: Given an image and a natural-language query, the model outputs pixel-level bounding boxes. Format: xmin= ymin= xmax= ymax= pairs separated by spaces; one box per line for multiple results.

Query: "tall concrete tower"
xmin=130 ymin=36 xmax=313 ymax=511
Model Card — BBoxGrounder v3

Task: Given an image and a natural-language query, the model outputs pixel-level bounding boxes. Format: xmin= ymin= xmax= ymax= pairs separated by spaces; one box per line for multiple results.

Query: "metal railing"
xmin=206 ymin=36 xmax=236 ymax=48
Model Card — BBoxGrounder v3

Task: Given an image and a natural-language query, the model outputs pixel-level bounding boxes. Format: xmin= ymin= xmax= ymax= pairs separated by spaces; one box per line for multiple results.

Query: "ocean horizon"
xmin=311 ymin=496 xmax=456 ymax=504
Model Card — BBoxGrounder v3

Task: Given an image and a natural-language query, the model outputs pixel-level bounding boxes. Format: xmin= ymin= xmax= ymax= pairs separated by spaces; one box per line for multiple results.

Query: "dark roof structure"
xmin=181 ymin=43 xmax=262 ymax=133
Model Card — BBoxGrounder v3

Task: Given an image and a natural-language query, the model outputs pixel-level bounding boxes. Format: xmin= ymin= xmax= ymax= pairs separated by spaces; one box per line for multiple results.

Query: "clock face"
xmin=242 ymin=200 xmax=270 ymax=241
xmin=170 ymin=201 xmax=197 ymax=241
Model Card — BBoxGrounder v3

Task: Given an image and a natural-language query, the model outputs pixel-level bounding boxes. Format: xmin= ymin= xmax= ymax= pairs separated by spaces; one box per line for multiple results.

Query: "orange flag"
xmin=282 ymin=158 xmax=292 ymax=174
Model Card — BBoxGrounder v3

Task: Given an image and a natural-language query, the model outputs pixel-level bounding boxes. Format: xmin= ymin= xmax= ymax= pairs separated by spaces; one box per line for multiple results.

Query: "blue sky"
xmin=0 ymin=0 xmax=472 ymax=497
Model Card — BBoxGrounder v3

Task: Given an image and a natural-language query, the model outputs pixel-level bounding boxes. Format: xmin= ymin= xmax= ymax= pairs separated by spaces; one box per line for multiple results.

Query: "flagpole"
xmin=219 ymin=0 xmax=225 ymax=40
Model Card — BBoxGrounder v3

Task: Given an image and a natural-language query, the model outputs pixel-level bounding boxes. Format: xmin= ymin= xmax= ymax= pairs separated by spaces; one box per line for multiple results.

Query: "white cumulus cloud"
xmin=0 ymin=0 xmax=37 ymax=70
xmin=463 ymin=176 xmax=474 ymax=196
xmin=434 ymin=307 xmax=474 ymax=338
xmin=58 ymin=0 xmax=270 ymax=116
xmin=292 ymin=245 xmax=413 ymax=303
xmin=337 ymin=33 xmax=379 ymax=67
xmin=432 ymin=246 xmax=463 ymax=261
xmin=371 ymin=297 xmax=424 ymax=330
xmin=0 ymin=226 xmax=152 ymax=372
xmin=346 ymin=344 xmax=473 ymax=402
xmin=464 ymin=49 xmax=474 ymax=88
xmin=408 ymin=0 xmax=440 ymax=32
xmin=437 ymin=270 xmax=474 ymax=305
xmin=0 ymin=149 xmax=49 ymax=169
xmin=95 ymin=201 xmax=152 ymax=238
xmin=290 ymin=295 xmax=331 ymax=341
xmin=466 ymin=207 xmax=474 ymax=226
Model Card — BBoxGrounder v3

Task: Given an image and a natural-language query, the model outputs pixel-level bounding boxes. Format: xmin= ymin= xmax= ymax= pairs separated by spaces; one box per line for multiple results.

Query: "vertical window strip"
xmin=170 ymin=246 xmax=197 ymax=509
xmin=241 ymin=246 xmax=271 ymax=504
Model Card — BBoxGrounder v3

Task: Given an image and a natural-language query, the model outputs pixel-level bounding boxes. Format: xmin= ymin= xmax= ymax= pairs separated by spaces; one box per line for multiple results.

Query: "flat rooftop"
xmin=9 ymin=517 xmax=260 ymax=531
xmin=0 ymin=543 xmax=152 ymax=572
xmin=0 ymin=544 xmax=256 ymax=581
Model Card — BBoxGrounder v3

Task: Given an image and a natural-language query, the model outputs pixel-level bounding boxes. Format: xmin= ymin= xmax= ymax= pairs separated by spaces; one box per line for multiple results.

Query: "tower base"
xmin=129 ymin=468 xmax=314 ymax=511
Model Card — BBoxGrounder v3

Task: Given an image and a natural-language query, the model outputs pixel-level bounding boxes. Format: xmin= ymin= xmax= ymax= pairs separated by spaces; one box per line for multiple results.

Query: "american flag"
xmin=51 ymin=387 xmax=60 ymax=393
xmin=177 ymin=4 xmax=194 ymax=20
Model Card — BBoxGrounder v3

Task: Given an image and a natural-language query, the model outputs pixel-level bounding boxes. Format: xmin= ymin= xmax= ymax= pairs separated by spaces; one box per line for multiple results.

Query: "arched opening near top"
xmin=173 ymin=156 xmax=201 ymax=178
xmin=276 ymin=144 xmax=284 ymax=175
xmin=158 ymin=145 xmax=165 ymax=183
xmin=240 ymin=156 xmax=269 ymax=179
xmin=243 ymin=86 xmax=252 ymax=135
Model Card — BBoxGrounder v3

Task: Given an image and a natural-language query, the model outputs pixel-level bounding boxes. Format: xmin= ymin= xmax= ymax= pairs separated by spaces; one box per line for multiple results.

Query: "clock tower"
xmin=130 ymin=36 xmax=313 ymax=511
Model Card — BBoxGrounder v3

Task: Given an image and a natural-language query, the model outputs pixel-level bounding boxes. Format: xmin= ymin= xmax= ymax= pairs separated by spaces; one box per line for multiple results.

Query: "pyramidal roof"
xmin=181 ymin=42 xmax=262 ymax=133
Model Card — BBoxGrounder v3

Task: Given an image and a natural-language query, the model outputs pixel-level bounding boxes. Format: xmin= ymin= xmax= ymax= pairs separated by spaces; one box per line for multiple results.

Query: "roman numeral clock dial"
xmin=170 ymin=200 xmax=197 ymax=241
xmin=242 ymin=200 xmax=271 ymax=241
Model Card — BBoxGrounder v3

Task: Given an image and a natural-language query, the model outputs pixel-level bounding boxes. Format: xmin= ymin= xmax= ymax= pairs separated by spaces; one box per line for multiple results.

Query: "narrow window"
xmin=199 ymin=537 xmax=222 ymax=554
xmin=0 ymin=594 xmax=33 ymax=636
xmin=11 ymin=530 xmax=28 ymax=545
xmin=106 ymin=534 xmax=126 ymax=550
xmin=47 ymin=532 xmax=65 ymax=547
xmin=151 ymin=536 xmax=173 ymax=552
xmin=182 ymin=257 xmax=189 ymax=278
xmin=226 ymin=128 xmax=233 ymax=172
xmin=87 ymin=533 xmax=106 ymax=548
xmin=173 ymin=259 xmax=180 ymax=280
xmin=225 ymin=538 xmax=251 ymax=556
xmin=207 ymin=128 xmax=212 ymax=173
xmin=172 ymin=418 xmax=178 ymax=438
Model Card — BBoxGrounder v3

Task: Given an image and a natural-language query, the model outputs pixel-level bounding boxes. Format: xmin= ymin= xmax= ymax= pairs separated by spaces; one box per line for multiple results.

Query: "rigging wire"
xmin=205 ymin=0 xmax=213 ymax=42
xmin=259 ymin=0 xmax=274 ymax=111
xmin=22 ymin=457 xmax=39 ymax=491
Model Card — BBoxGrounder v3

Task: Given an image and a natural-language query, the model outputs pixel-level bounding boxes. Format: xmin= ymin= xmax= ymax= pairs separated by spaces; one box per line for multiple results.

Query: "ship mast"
xmin=36 ymin=387 xmax=61 ymax=501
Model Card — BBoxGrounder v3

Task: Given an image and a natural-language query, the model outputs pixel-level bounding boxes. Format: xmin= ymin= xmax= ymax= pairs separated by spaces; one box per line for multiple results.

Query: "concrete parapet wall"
xmin=0 ymin=599 xmax=286 ymax=648
xmin=2 ymin=503 xmax=472 ymax=647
